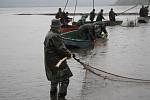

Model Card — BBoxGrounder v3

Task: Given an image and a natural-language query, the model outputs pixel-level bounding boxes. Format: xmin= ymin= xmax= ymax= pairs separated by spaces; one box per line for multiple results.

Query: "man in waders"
xmin=96 ymin=9 xmax=105 ymax=21
xmin=93 ymin=22 xmax=108 ymax=38
xmin=109 ymin=8 xmax=117 ymax=21
xmin=139 ymin=5 xmax=145 ymax=17
xmin=44 ymin=19 xmax=73 ymax=100
xmin=78 ymin=24 xmax=96 ymax=42
xmin=55 ymin=8 xmax=63 ymax=19
xmin=89 ymin=9 xmax=96 ymax=22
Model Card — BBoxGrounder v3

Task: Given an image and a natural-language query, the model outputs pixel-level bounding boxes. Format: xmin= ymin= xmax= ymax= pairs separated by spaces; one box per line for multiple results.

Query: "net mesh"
xmin=74 ymin=57 xmax=150 ymax=83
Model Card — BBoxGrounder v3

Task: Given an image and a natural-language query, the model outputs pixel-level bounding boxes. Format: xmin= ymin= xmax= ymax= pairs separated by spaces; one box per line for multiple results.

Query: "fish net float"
xmin=73 ymin=56 xmax=150 ymax=83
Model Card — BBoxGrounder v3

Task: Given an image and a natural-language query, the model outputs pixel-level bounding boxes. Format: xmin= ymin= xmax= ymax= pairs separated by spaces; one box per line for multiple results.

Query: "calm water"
xmin=0 ymin=6 xmax=150 ymax=100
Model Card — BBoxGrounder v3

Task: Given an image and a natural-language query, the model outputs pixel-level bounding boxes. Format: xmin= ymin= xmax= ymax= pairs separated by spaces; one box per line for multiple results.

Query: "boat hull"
xmin=60 ymin=25 xmax=79 ymax=33
xmin=84 ymin=20 xmax=123 ymax=26
xmin=61 ymin=30 xmax=93 ymax=48
xmin=137 ymin=17 xmax=149 ymax=23
xmin=61 ymin=37 xmax=93 ymax=48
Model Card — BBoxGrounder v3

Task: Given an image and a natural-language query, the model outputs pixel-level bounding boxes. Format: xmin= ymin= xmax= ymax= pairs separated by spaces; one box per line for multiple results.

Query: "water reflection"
xmin=75 ymin=24 xmax=150 ymax=100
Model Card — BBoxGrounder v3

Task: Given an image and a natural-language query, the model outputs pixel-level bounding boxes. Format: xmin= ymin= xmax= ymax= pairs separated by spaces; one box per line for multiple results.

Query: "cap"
xmin=51 ymin=19 xmax=61 ymax=28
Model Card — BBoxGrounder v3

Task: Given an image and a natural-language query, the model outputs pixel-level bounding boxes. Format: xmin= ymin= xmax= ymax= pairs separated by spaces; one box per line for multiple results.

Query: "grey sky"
xmin=0 ymin=0 xmax=117 ymax=7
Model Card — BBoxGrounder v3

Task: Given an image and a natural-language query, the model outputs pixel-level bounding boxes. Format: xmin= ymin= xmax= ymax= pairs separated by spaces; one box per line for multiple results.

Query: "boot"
xmin=51 ymin=95 xmax=57 ymax=100
xmin=50 ymin=91 xmax=57 ymax=100
xmin=58 ymin=96 xmax=66 ymax=100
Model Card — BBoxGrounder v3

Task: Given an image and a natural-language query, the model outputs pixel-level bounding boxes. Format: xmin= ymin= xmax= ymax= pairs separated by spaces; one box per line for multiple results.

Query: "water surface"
xmin=0 ymin=6 xmax=150 ymax=100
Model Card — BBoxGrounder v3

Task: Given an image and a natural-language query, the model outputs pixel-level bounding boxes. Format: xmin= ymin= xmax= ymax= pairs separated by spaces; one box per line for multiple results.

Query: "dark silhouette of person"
xmin=139 ymin=5 xmax=145 ymax=17
xmin=89 ymin=9 xmax=96 ymax=22
xmin=144 ymin=6 xmax=149 ymax=17
xmin=78 ymin=24 xmax=96 ymax=41
xmin=60 ymin=12 xmax=72 ymax=27
xmin=96 ymin=9 xmax=105 ymax=21
xmin=44 ymin=19 xmax=73 ymax=100
xmin=55 ymin=8 xmax=63 ymax=19
xmin=109 ymin=8 xmax=117 ymax=21
xmin=93 ymin=21 xmax=108 ymax=38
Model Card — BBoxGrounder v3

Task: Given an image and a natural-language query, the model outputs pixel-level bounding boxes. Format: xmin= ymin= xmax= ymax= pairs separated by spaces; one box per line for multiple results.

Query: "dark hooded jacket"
xmin=44 ymin=30 xmax=73 ymax=81
xmin=109 ymin=10 xmax=117 ymax=21
xmin=96 ymin=11 xmax=105 ymax=21
xmin=78 ymin=24 xmax=96 ymax=41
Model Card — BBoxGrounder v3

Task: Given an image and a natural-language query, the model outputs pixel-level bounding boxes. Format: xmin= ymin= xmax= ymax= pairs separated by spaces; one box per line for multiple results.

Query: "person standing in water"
xmin=44 ymin=19 xmax=73 ymax=100
xmin=109 ymin=8 xmax=117 ymax=21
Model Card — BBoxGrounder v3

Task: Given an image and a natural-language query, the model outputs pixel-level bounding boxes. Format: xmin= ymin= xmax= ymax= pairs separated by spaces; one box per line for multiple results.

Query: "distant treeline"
xmin=17 ymin=12 xmax=140 ymax=16
xmin=115 ymin=0 xmax=150 ymax=5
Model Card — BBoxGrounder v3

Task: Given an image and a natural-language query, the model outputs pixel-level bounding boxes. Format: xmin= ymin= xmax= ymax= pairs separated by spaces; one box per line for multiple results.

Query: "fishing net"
xmin=73 ymin=56 xmax=150 ymax=83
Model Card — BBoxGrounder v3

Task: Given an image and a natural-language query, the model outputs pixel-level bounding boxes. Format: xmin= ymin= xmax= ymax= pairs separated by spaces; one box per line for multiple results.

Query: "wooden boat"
xmin=137 ymin=17 xmax=149 ymax=23
xmin=60 ymin=25 xmax=79 ymax=33
xmin=61 ymin=30 xmax=94 ymax=48
xmin=84 ymin=20 xmax=123 ymax=26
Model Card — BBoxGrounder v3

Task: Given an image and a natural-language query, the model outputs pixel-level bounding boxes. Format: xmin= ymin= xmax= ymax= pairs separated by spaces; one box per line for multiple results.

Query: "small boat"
xmin=60 ymin=25 xmax=79 ymax=33
xmin=61 ymin=30 xmax=94 ymax=48
xmin=84 ymin=20 xmax=123 ymax=26
xmin=137 ymin=17 xmax=149 ymax=23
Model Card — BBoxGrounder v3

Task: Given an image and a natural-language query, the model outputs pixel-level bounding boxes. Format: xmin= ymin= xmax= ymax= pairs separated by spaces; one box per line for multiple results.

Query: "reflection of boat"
xmin=84 ymin=20 xmax=123 ymax=26
xmin=137 ymin=17 xmax=149 ymax=23
xmin=61 ymin=30 xmax=93 ymax=48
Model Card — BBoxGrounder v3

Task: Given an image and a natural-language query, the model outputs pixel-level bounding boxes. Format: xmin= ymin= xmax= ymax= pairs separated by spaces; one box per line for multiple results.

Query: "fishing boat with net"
xmin=61 ymin=29 xmax=107 ymax=48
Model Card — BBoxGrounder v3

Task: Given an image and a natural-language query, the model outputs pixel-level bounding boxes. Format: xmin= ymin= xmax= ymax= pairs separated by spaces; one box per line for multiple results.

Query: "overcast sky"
xmin=0 ymin=0 xmax=117 ymax=7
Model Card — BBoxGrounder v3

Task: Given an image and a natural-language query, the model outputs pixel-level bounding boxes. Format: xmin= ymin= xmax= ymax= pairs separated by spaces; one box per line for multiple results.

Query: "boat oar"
xmin=56 ymin=57 xmax=67 ymax=68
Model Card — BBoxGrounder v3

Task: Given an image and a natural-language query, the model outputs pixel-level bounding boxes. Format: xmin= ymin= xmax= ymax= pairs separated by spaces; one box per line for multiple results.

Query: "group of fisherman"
xmin=55 ymin=8 xmax=72 ymax=27
xmin=55 ymin=8 xmax=108 ymax=41
xmin=55 ymin=7 xmax=118 ymax=26
xmin=89 ymin=8 xmax=117 ymax=22
xmin=139 ymin=5 xmax=149 ymax=17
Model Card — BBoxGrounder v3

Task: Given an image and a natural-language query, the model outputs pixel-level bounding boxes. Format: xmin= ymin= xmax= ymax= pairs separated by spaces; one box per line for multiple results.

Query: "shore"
xmin=17 ymin=12 xmax=141 ymax=16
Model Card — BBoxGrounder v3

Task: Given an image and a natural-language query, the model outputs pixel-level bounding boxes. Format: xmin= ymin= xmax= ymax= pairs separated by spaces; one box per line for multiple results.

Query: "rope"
xmin=72 ymin=0 xmax=78 ymax=22
xmin=73 ymin=56 xmax=150 ymax=83
xmin=118 ymin=5 xmax=138 ymax=15
xmin=63 ymin=0 xmax=69 ymax=12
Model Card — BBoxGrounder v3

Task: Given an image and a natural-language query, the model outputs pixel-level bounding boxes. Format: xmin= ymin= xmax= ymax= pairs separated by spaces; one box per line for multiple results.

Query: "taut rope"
xmin=73 ymin=55 xmax=150 ymax=83
xmin=63 ymin=0 xmax=69 ymax=12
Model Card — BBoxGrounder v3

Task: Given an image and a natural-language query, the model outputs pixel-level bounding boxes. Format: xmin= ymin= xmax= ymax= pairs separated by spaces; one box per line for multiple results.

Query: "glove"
xmin=64 ymin=51 xmax=71 ymax=59
xmin=72 ymin=53 xmax=76 ymax=58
